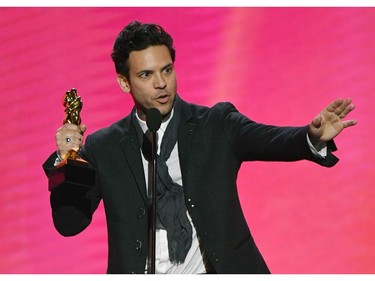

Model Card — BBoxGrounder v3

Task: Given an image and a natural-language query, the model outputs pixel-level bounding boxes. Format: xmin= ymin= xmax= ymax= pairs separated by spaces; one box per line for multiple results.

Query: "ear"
xmin=117 ymin=74 xmax=131 ymax=93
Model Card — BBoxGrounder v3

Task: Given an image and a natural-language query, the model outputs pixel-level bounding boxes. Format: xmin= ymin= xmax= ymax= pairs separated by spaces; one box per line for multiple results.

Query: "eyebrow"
xmin=161 ymin=63 xmax=174 ymax=71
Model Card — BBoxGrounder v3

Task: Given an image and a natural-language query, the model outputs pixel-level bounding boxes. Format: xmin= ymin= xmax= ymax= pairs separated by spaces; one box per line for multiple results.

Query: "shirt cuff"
xmin=306 ymin=134 xmax=327 ymax=158
xmin=54 ymin=150 xmax=63 ymax=166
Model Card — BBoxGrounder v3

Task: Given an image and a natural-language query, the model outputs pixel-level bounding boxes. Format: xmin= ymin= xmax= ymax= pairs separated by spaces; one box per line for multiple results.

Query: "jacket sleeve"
xmin=220 ymin=102 xmax=339 ymax=167
xmin=42 ymin=150 xmax=101 ymax=237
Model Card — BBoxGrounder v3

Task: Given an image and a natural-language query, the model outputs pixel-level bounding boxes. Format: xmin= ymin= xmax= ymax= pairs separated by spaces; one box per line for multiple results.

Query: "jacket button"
xmin=135 ymin=240 xmax=142 ymax=250
xmin=212 ymin=252 xmax=219 ymax=262
xmin=139 ymin=208 xmax=146 ymax=218
xmin=187 ymin=198 xmax=195 ymax=208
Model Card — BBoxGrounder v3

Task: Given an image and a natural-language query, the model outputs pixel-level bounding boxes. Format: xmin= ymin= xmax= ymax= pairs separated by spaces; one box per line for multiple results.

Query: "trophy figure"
xmin=48 ymin=88 xmax=95 ymax=192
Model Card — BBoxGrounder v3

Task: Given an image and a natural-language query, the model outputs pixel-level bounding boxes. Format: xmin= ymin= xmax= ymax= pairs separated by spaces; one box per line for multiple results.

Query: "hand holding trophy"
xmin=48 ymin=88 xmax=95 ymax=192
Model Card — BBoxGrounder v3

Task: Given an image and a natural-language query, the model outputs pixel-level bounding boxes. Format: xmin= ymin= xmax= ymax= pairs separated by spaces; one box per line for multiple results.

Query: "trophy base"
xmin=48 ymin=158 xmax=95 ymax=192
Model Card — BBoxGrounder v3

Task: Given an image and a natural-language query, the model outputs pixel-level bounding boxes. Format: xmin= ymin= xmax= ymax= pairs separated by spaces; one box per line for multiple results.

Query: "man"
xmin=43 ymin=21 xmax=357 ymax=274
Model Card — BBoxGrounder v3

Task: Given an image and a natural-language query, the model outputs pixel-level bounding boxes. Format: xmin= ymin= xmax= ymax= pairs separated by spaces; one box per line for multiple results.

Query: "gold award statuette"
xmin=48 ymin=88 xmax=95 ymax=192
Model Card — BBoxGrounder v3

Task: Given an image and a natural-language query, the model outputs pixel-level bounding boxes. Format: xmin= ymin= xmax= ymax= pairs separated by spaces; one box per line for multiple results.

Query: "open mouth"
xmin=156 ymin=94 xmax=169 ymax=104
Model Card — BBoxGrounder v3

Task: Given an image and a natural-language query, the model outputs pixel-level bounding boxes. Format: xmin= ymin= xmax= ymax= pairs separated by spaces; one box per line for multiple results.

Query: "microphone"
xmin=146 ymin=108 xmax=162 ymax=132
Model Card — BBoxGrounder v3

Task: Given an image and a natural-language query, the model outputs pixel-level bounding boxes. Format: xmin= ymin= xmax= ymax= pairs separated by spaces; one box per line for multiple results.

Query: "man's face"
xmin=117 ymin=45 xmax=177 ymax=120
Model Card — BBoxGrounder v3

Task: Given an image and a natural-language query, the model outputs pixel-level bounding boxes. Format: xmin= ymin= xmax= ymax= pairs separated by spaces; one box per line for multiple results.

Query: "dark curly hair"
xmin=111 ymin=21 xmax=176 ymax=80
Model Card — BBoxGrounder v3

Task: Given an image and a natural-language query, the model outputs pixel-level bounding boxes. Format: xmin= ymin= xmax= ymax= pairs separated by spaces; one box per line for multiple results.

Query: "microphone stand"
xmin=147 ymin=129 xmax=157 ymax=274
xmin=145 ymin=108 xmax=161 ymax=274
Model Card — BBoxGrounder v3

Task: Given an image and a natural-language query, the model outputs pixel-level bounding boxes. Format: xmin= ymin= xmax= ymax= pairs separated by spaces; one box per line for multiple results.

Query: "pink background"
xmin=0 ymin=7 xmax=374 ymax=274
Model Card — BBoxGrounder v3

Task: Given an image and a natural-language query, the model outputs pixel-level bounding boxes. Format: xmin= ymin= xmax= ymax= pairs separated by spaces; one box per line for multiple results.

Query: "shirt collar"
xmin=135 ymin=107 xmax=174 ymax=134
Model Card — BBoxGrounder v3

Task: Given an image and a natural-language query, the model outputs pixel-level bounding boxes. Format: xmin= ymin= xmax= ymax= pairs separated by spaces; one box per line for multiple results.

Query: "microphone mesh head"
xmin=146 ymin=108 xmax=162 ymax=132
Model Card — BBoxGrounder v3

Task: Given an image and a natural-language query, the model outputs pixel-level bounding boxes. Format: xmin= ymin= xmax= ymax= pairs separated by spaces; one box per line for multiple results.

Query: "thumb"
xmin=311 ymin=114 xmax=322 ymax=129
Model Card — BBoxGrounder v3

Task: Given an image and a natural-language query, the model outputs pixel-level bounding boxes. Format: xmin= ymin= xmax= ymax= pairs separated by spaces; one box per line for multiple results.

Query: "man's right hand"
xmin=55 ymin=123 xmax=87 ymax=159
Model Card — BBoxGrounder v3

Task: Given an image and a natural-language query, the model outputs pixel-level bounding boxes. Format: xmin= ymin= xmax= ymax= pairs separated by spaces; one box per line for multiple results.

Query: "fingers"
xmin=79 ymin=124 xmax=87 ymax=135
xmin=338 ymin=102 xmax=355 ymax=119
xmin=342 ymin=119 xmax=358 ymax=128
xmin=55 ymin=123 xmax=86 ymax=158
xmin=329 ymin=98 xmax=354 ymax=118
xmin=325 ymin=98 xmax=343 ymax=114
xmin=331 ymin=98 xmax=357 ymax=127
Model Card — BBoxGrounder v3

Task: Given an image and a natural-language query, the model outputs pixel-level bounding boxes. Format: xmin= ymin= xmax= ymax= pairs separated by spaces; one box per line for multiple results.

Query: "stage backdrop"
xmin=0 ymin=7 xmax=374 ymax=274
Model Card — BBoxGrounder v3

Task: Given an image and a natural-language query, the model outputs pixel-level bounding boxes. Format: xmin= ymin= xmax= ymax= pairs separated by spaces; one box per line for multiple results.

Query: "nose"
xmin=154 ymin=73 xmax=166 ymax=89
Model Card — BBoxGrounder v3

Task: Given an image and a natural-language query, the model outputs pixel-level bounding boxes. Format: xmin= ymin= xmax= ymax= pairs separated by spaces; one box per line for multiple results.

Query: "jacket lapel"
xmin=119 ymin=115 xmax=148 ymax=204
xmin=177 ymin=100 xmax=197 ymax=184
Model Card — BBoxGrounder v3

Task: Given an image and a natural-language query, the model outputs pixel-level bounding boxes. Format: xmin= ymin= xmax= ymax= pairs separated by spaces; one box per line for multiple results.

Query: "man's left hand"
xmin=308 ymin=98 xmax=357 ymax=145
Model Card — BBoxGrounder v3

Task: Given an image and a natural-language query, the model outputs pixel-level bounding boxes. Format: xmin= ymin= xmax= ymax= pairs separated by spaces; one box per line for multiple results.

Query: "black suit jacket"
xmin=43 ymin=97 xmax=338 ymax=273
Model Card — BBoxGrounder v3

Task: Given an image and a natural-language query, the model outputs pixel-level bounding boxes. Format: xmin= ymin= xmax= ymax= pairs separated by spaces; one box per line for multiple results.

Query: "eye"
xmin=138 ymin=72 xmax=150 ymax=79
xmin=163 ymin=66 xmax=173 ymax=74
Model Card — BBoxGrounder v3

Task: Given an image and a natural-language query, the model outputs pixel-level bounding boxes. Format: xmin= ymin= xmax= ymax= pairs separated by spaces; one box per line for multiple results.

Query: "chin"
xmin=160 ymin=109 xmax=172 ymax=119
xmin=158 ymin=102 xmax=173 ymax=113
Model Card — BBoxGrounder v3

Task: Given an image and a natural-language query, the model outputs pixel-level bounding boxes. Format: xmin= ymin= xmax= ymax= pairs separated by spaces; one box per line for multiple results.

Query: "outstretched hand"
xmin=308 ymin=98 xmax=357 ymax=145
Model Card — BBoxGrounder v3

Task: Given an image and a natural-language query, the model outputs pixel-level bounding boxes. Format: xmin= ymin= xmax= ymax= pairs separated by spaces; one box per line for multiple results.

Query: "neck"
xmin=135 ymin=107 xmax=174 ymax=126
